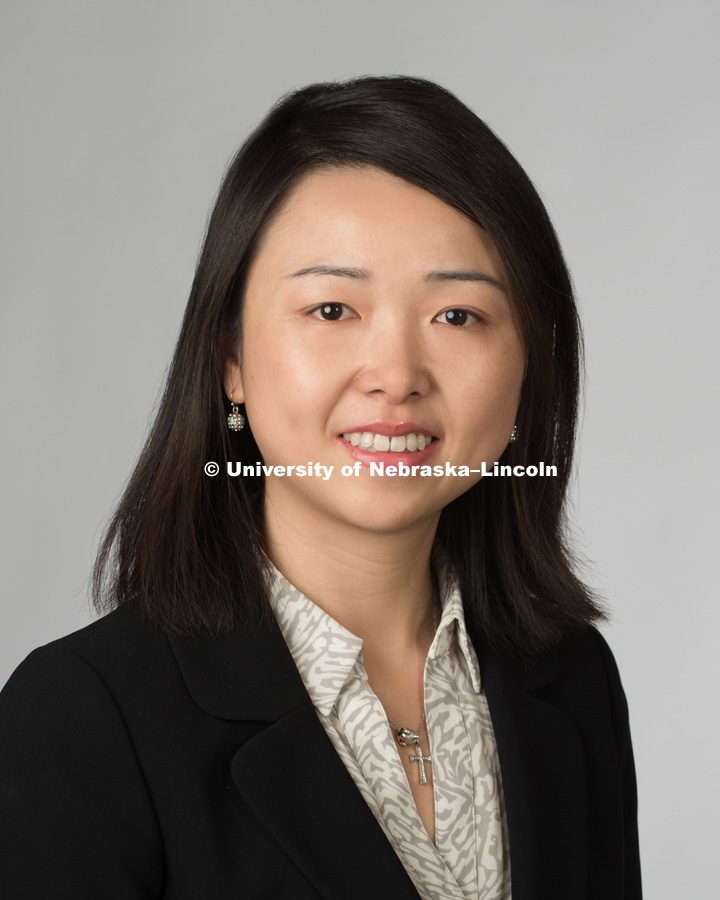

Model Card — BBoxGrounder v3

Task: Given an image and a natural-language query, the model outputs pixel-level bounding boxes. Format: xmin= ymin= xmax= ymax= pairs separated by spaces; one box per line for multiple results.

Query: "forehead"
xmin=250 ymin=164 xmax=504 ymax=276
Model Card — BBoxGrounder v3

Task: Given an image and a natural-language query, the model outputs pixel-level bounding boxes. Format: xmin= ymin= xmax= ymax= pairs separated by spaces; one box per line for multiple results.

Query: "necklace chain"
xmin=385 ymin=590 xmax=439 ymax=785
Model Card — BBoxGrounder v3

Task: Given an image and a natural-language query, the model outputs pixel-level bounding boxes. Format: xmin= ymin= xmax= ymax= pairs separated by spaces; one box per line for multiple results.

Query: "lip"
xmin=337 ymin=422 xmax=441 ymax=469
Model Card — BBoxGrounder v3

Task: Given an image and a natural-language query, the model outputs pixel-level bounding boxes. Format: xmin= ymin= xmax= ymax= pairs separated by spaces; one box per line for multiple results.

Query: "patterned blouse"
xmin=267 ymin=555 xmax=512 ymax=900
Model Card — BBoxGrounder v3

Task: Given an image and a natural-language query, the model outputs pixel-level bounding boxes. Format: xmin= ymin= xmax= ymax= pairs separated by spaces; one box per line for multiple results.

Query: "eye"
xmin=308 ymin=302 xmax=355 ymax=321
xmin=434 ymin=308 xmax=482 ymax=327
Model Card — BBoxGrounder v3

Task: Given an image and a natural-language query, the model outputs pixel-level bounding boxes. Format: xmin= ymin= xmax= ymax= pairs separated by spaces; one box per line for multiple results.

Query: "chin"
xmin=326 ymin=490 xmax=443 ymax=536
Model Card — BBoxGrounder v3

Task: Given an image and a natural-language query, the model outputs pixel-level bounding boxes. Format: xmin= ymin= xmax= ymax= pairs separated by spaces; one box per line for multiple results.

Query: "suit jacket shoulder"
xmin=0 ymin=604 xmax=167 ymax=897
xmin=474 ymin=623 xmax=641 ymax=899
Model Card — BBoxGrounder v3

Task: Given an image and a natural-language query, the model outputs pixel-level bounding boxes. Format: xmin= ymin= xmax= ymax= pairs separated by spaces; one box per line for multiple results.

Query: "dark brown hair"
xmin=93 ymin=75 xmax=605 ymax=652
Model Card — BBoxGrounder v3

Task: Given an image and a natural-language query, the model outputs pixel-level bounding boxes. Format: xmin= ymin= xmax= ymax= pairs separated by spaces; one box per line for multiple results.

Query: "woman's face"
xmin=225 ymin=165 xmax=526 ymax=536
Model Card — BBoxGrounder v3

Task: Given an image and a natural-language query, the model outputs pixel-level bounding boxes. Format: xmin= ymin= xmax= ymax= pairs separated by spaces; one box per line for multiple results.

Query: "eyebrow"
xmin=288 ymin=264 xmax=505 ymax=292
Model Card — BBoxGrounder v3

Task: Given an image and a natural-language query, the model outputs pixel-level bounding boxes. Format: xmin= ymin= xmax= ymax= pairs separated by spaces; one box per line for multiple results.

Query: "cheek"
xmin=462 ymin=343 xmax=524 ymax=416
xmin=449 ymin=345 xmax=525 ymax=461
xmin=240 ymin=324 xmax=340 ymax=440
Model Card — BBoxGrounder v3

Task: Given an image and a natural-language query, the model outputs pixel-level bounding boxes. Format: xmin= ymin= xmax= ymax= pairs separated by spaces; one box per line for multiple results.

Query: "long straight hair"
xmin=93 ymin=75 xmax=605 ymax=653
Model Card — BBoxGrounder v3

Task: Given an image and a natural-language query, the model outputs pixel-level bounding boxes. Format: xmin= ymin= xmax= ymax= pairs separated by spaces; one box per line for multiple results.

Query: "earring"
xmin=509 ymin=425 xmax=518 ymax=443
xmin=227 ymin=391 xmax=245 ymax=432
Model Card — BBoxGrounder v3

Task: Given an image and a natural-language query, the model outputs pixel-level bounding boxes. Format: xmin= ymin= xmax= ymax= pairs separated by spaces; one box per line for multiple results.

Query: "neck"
xmin=262 ymin=490 xmax=439 ymax=658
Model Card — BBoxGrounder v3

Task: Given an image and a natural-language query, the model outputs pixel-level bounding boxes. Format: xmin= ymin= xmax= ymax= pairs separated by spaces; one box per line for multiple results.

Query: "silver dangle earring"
xmin=509 ymin=424 xmax=518 ymax=443
xmin=227 ymin=390 xmax=245 ymax=432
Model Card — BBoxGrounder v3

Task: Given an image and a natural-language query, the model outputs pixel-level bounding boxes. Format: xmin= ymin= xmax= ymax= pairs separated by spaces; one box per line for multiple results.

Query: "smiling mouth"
xmin=341 ymin=431 xmax=437 ymax=452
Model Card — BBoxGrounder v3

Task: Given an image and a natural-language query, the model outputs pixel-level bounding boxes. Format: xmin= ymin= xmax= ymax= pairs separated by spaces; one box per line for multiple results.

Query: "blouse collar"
xmin=266 ymin=548 xmax=481 ymax=718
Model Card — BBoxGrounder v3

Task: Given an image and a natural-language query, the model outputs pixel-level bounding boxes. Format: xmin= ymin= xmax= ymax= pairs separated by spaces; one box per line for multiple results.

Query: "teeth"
xmin=342 ymin=431 xmax=434 ymax=453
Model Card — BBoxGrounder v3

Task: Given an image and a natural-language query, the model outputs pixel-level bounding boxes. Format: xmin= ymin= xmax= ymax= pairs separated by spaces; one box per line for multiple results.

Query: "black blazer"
xmin=0 ymin=598 xmax=641 ymax=899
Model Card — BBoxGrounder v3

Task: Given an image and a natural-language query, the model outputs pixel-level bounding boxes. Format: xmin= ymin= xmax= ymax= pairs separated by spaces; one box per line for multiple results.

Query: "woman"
xmin=0 ymin=76 xmax=641 ymax=899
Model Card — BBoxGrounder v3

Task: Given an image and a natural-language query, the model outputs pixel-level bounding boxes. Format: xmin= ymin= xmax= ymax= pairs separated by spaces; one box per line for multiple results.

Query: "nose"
xmin=353 ymin=318 xmax=432 ymax=403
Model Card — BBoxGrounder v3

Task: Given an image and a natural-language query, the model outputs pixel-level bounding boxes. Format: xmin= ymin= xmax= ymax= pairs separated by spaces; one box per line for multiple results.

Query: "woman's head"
xmin=207 ymin=77 xmax=578 ymax=512
xmin=94 ymin=75 xmax=602 ymax=649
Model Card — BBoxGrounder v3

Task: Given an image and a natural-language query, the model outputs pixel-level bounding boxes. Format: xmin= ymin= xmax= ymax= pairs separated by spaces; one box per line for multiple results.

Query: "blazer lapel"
xmin=169 ymin=614 xmax=420 ymax=900
xmin=473 ymin=630 xmax=589 ymax=900
xmin=231 ymin=703 xmax=421 ymax=899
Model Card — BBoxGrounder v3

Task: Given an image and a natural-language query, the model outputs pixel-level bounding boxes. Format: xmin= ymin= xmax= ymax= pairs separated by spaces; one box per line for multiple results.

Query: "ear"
xmin=220 ymin=329 xmax=245 ymax=404
xmin=223 ymin=357 xmax=244 ymax=405
xmin=514 ymin=356 xmax=528 ymax=410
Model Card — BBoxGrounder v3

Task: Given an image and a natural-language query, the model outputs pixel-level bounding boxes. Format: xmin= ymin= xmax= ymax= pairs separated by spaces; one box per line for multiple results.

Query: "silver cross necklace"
xmin=386 ymin=594 xmax=439 ymax=786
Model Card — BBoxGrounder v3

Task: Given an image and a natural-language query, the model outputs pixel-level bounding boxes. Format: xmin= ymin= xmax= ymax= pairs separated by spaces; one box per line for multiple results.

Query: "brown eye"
xmin=320 ymin=303 xmax=343 ymax=320
xmin=435 ymin=308 xmax=480 ymax=326
xmin=310 ymin=302 xmax=351 ymax=321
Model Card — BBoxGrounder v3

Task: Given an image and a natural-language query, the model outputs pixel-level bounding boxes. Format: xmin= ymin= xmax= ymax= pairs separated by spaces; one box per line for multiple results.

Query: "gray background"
xmin=1 ymin=0 xmax=718 ymax=895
